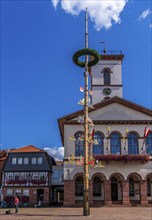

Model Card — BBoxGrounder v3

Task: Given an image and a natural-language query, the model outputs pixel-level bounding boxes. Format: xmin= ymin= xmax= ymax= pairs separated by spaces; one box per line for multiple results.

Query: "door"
xmin=111 ymin=183 xmax=118 ymax=201
xmin=37 ymin=189 xmax=44 ymax=206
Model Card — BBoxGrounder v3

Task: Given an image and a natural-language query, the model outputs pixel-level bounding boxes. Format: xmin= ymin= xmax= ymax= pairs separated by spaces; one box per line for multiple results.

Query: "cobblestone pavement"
xmin=0 ymin=207 xmax=152 ymax=220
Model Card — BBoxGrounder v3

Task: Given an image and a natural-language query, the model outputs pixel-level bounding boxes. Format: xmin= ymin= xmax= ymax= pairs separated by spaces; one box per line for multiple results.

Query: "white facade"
xmin=91 ymin=57 xmax=123 ymax=104
xmin=59 ymin=53 xmax=152 ymax=206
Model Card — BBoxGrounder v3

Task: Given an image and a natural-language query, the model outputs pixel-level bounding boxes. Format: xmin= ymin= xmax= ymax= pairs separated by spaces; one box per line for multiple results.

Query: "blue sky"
xmin=1 ymin=0 xmax=152 ymax=155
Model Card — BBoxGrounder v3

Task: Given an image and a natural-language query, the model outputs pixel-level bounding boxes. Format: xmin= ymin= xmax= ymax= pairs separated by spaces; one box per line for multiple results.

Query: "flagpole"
xmin=83 ymin=7 xmax=90 ymax=216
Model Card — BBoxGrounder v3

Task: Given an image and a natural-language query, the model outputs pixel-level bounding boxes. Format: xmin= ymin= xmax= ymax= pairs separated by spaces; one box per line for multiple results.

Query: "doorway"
xmin=111 ymin=182 xmax=118 ymax=201
xmin=37 ymin=189 xmax=44 ymax=206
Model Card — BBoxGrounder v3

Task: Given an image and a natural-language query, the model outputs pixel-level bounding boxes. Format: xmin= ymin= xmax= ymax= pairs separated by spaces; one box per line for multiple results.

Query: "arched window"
xmin=147 ymin=177 xmax=152 ymax=197
xmin=75 ymin=176 xmax=83 ymax=196
xmin=110 ymin=132 xmax=121 ymax=155
xmin=129 ymin=177 xmax=134 ymax=197
xmin=75 ymin=131 xmax=84 ymax=156
xmin=93 ymin=177 xmax=102 ymax=197
xmin=93 ymin=132 xmax=104 ymax=154
xmin=128 ymin=132 xmax=139 ymax=154
xmin=145 ymin=132 xmax=152 ymax=155
xmin=104 ymin=69 xmax=111 ymax=85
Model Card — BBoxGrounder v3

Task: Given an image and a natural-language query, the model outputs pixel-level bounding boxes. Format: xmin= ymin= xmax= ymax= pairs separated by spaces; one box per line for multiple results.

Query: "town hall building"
xmin=58 ymin=51 xmax=152 ymax=207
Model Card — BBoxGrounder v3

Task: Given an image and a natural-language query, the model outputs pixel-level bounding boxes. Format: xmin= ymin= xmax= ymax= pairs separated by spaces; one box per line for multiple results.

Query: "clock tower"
xmin=91 ymin=52 xmax=124 ymax=105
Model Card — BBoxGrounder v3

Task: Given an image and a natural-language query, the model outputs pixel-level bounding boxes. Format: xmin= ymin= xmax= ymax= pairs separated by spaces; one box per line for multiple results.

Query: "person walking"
xmin=14 ymin=196 xmax=19 ymax=214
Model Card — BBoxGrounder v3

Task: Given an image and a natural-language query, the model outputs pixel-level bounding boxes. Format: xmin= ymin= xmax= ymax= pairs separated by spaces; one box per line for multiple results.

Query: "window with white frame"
xmin=146 ymin=132 xmax=152 ymax=155
xmin=33 ymin=172 xmax=38 ymax=179
xmin=6 ymin=189 xmax=13 ymax=196
xmin=18 ymin=157 xmax=23 ymax=164
xmin=14 ymin=173 xmax=20 ymax=180
xmin=12 ymin=158 xmax=17 ymax=164
xmin=128 ymin=132 xmax=139 ymax=154
xmin=110 ymin=132 xmax=121 ymax=155
xmin=104 ymin=69 xmax=111 ymax=85
xmin=23 ymin=157 xmax=29 ymax=164
xmin=23 ymin=189 xmax=29 ymax=196
xmin=93 ymin=132 xmax=104 ymax=154
xmin=7 ymin=173 xmax=13 ymax=180
xmin=21 ymin=172 xmax=27 ymax=180
xmin=31 ymin=157 xmax=36 ymax=164
xmin=75 ymin=131 xmax=84 ymax=156
xmin=38 ymin=157 xmax=42 ymax=164
xmin=40 ymin=172 xmax=45 ymax=180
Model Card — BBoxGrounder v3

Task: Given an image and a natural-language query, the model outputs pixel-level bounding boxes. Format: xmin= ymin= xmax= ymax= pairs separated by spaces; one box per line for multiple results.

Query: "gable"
xmin=58 ymin=96 xmax=152 ymax=145
xmin=72 ymin=103 xmax=152 ymax=121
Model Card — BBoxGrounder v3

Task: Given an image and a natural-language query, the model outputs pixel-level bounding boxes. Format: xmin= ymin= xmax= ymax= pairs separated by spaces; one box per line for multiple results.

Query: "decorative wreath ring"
xmin=73 ymin=48 xmax=100 ymax=68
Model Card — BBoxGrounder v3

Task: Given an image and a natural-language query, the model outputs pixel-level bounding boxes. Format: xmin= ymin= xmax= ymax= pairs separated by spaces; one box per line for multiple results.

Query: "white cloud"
xmin=51 ymin=0 xmax=127 ymax=30
xmin=52 ymin=0 xmax=60 ymax=9
xmin=138 ymin=9 xmax=151 ymax=20
xmin=44 ymin=146 xmax=64 ymax=161
xmin=149 ymin=24 xmax=152 ymax=29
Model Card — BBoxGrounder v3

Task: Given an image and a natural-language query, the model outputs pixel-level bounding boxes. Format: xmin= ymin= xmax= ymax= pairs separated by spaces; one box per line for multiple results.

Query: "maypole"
xmin=72 ymin=8 xmax=100 ymax=216
xmin=83 ymin=7 xmax=89 ymax=216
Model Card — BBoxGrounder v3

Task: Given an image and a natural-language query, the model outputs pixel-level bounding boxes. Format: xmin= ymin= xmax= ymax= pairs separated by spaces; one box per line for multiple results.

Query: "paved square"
xmin=0 ymin=207 xmax=152 ymax=220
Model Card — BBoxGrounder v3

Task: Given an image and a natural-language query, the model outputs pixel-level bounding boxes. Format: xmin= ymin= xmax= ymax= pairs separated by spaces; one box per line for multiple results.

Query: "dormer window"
xmin=12 ymin=157 xmax=17 ymax=164
xmin=32 ymin=157 xmax=36 ymax=164
xmin=103 ymin=68 xmax=111 ymax=85
xmin=24 ymin=157 xmax=29 ymax=164
xmin=38 ymin=157 xmax=42 ymax=164
xmin=18 ymin=158 xmax=23 ymax=164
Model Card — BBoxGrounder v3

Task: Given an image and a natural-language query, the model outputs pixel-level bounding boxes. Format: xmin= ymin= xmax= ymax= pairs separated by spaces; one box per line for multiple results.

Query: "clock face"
xmin=103 ymin=87 xmax=111 ymax=95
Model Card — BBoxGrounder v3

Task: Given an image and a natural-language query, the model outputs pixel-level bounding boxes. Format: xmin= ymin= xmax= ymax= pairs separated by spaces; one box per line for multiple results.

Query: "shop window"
xmin=93 ymin=177 xmax=102 ymax=196
xmin=75 ymin=176 xmax=83 ymax=196
xmin=6 ymin=189 xmax=13 ymax=196
xmin=23 ymin=189 xmax=29 ymax=196
xmin=14 ymin=189 xmax=21 ymax=197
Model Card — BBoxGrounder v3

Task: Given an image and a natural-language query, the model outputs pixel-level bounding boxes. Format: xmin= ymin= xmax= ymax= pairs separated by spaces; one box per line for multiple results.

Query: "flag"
xmin=69 ymin=136 xmax=76 ymax=141
xmin=105 ymin=125 xmax=110 ymax=137
xmin=80 ymin=87 xmax=84 ymax=92
xmin=87 ymin=117 xmax=94 ymax=126
xmin=142 ymin=126 xmax=151 ymax=150
xmin=88 ymin=129 xmax=95 ymax=142
xmin=89 ymin=90 xmax=93 ymax=96
xmin=78 ymin=98 xmax=84 ymax=106
xmin=78 ymin=115 xmax=84 ymax=123
xmin=144 ymin=126 xmax=151 ymax=139
xmin=122 ymin=127 xmax=129 ymax=142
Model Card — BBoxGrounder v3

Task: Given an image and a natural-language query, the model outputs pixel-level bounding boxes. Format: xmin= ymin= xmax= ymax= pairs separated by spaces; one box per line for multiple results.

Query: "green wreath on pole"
xmin=73 ymin=48 xmax=100 ymax=68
